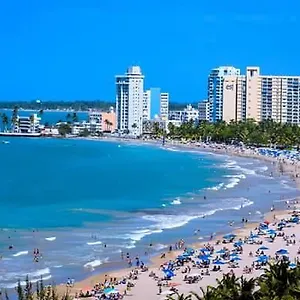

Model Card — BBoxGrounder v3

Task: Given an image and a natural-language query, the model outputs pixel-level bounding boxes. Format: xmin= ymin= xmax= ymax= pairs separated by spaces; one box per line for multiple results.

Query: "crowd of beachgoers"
xmin=65 ymin=204 xmax=300 ymax=299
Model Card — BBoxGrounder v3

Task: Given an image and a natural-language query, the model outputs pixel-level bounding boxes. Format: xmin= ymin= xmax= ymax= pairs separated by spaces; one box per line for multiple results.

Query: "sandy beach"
xmin=53 ymin=140 xmax=300 ymax=299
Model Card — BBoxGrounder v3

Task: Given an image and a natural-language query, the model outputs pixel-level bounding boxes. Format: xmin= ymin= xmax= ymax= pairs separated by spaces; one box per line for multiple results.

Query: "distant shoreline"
xmin=0 ymin=108 xmax=88 ymax=113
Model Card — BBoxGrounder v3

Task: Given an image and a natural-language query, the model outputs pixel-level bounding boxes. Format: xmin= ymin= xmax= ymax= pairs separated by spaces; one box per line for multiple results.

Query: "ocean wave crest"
xmin=170 ymin=198 xmax=181 ymax=205
xmin=12 ymin=251 xmax=28 ymax=257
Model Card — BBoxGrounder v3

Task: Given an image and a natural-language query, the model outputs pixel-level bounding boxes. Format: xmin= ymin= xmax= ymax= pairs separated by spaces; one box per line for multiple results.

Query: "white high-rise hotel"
xmin=116 ymin=66 xmax=144 ymax=135
xmin=116 ymin=66 xmax=170 ymax=135
xmin=208 ymin=66 xmax=300 ymax=124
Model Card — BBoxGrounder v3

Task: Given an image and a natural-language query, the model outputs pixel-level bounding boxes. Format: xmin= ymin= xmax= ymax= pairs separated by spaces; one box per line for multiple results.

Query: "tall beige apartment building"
xmin=209 ymin=66 xmax=300 ymax=124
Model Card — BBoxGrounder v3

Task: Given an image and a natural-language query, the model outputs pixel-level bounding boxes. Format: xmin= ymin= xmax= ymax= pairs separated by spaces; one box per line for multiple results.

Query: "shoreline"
xmin=53 ymin=139 xmax=300 ymax=297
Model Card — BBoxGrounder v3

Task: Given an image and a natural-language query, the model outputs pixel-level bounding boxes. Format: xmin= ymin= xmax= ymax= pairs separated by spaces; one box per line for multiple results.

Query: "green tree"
xmin=16 ymin=280 xmax=24 ymax=300
xmin=72 ymin=113 xmax=78 ymax=123
xmin=1 ymin=113 xmax=9 ymax=132
xmin=257 ymin=261 xmax=300 ymax=300
xmin=79 ymin=128 xmax=90 ymax=137
xmin=58 ymin=123 xmax=72 ymax=136
xmin=24 ymin=276 xmax=33 ymax=300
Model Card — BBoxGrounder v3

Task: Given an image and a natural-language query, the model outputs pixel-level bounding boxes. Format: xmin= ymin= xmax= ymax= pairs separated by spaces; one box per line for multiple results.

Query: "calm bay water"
xmin=0 ymin=137 xmax=299 ymax=289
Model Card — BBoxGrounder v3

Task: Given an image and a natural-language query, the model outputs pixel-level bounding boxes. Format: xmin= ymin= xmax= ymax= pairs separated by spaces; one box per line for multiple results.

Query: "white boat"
xmin=2 ymin=140 xmax=10 ymax=144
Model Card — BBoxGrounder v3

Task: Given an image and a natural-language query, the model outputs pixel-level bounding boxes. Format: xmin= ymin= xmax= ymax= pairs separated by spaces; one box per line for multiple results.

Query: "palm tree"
xmin=66 ymin=113 xmax=71 ymax=122
xmin=257 ymin=261 xmax=300 ymax=300
xmin=104 ymin=119 xmax=111 ymax=132
xmin=167 ymin=292 xmax=192 ymax=300
xmin=190 ymin=286 xmax=217 ymax=300
xmin=11 ymin=106 xmax=18 ymax=131
xmin=72 ymin=112 xmax=78 ymax=123
xmin=1 ymin=113 xmax=9 ymax=132
xmin=29 ymin=115 xmax=35 ymax=132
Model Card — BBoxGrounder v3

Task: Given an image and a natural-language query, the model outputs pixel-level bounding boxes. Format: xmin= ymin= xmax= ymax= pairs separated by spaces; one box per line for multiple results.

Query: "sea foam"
xmin=170 ymin=198 xmax=181 ymax=205
xmin=12 ymin=251 xmax=28 ymax=257
xmin=84 ymin=257 xmax=109 ymax=270
xmin=45 ymin=236 xmax=56 ymax=241
xmin=87 ymin=241 xmax=102 ymax=245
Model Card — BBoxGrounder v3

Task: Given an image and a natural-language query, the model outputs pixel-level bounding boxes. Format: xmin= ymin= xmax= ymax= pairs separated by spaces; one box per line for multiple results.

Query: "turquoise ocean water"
xmin=0 ymin=137 xmax=299 ymax=289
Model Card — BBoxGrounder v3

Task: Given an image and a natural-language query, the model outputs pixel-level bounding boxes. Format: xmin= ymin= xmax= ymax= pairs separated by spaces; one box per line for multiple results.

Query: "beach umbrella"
xmin=198 ymin=255 xmax=211 ymax=260
xmin=230 ymin=253 xmax=239 ymax=258
xmin=214 ymin=260 xmax=225 ymax=265
xmin=231 ymin=256 xmax=241 ymax=261
xmin=199 ymin=248 xmax=210 ymax=253
xmin=177 ymin=255 xmax=185 ymax=260
xmin=216 ymin=249 xmax=226 ymax=254
xmin=256 ymin=255 xmax=269 ymax=263
xmin=163 ymin=269 xmax=175 ymax=278
xmin=182 ymin=252 xmax=190 ymax=257
xmin=104 ymin=288 xmax=115 ymax=295
xmin=258 ymin=246 xmax=269 ymax=251
xmin=106 ymin=290 xmax=119 ymax=295
xmin=267 ymin=229 xmax=276 ymax=234
xmin=276 ymin=249 xmax=289 ymax=255
xmin=223 ymin=233 xmax=236 ymax=239
xmin=234 ymin=241 xmax=243 ymax=247
xmin=185 ymin=247 xmax=195 ymax=254
xmin=289 ymin=263 xmax=297 ymax=269
xmin=249 ymin=233 xmax=259 ymax=238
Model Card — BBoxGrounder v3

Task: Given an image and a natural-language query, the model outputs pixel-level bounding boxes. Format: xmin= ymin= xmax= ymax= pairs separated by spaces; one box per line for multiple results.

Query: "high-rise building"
xmin=143 ymin=90 xmax=151 ymax=121
xmin=116 ymin=66 xmax=144 ymax=135
xmin=208 ymin=66 xmax=241 ymax=122
xmin=209 ymin=66 xmax=300 ymax=124
xmin=143 ymin=88 xmax=169 ymax=121
xmin=198 ymin=100 xmax=210 ymax=121
xmin=160 ymin=92 xmax=169 ymax=121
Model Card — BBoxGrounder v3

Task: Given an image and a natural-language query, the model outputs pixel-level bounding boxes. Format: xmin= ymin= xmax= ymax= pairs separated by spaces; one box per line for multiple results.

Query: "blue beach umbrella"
xmin=267 ymin=229 xmax=276 ymax=235
xmin=230 ymin=253 xmax=239 ymax=257
xmin=289 ymin=263 xmax=297 ymax=269
xmin=258 ymin=246 xmax=269 ymax=251
xmin=185 ymin=247 xmax=195 ymax=254
xmin=231 ymin=256 xmax=241 ymax=261
xmin=276 ymin=249 xmax=289 ymax=255
xmin=278 ymin=222 xmax=286 ymax=227
xmin=223 ymin=233 xmax=236 ymax=239
xmin=256 ymin=255 xmax=269 ymax=263
xmin=214 ymin=260 xmax=225 ymax=265
xmin=104 ymin=288 xmax=115 ymax=295
xmin=216 ymin=249 xmax=226 ymax=254
xmin=198 ymin=255 xmax=211 ymax=260
xmin=199 ymin=248 xmax=210 ymax=253
xmin=163 ymin=269 xmax=175 ymax=278
xmin=234 ymin=241 xmax=243 ymax=247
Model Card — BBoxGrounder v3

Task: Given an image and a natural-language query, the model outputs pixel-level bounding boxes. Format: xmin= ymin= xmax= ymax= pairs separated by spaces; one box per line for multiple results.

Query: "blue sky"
xmin=0 ymin=0 xmax=300 ymax=102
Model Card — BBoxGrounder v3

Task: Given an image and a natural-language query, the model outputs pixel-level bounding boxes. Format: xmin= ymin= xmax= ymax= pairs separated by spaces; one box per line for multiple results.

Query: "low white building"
xmin=169 ymin=105 xmax=199 ymax=123
xmin=14 ymin=114 xmax=41 ymax=133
